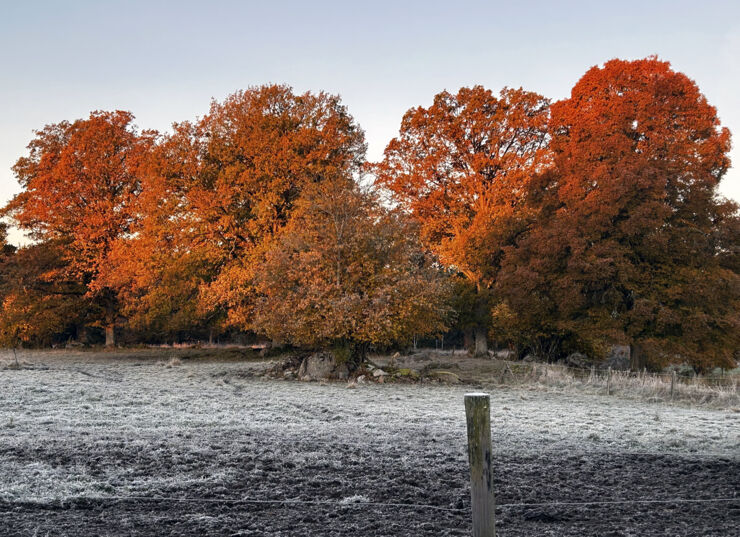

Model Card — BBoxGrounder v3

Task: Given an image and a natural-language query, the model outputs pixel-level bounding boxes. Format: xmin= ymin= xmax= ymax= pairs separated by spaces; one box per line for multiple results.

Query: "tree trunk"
xmin=463 ymin=329 xmax=474 ymax=352
xmin=474 ymin=326 xmax=488 ymax=357
xmin=471 ymin=281 xmax=491 ymax=358
xmin=629 ymin=343 xmax=645 ymax=371
xmin=78 ymin=325 xmax=89 ymax=345
xmin=105 ymin=324 xmax=115 ymax=347
xmin=348 ymin=341 xmax=369 ymax=372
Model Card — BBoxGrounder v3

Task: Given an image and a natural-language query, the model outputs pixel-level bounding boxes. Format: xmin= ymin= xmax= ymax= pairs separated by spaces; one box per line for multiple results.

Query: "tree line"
xmin=1 ymin=57 xmax=738 ymax=371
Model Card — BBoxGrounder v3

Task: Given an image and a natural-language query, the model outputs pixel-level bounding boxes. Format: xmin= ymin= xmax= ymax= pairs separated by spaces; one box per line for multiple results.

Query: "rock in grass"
xmin=425 ymin=370 xmax=461 ymax=384
xmin=394 ymin=368 xmax=420 ymax=380
xmin=565 ymin=352 xmax=589 ymax=369
xmin=297 ymin=351 xmax=336 ymax=381
xmin=605 ymin=345 xmax=631 ymax=370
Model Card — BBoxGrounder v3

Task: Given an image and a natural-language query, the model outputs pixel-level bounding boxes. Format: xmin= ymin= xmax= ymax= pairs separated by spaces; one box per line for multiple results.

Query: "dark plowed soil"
xmin=1 ymin=436 xmax=738 ymax=536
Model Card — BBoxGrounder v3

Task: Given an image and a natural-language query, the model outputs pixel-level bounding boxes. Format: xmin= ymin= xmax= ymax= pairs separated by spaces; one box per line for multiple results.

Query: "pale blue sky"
xmin=2 ymin=1 xmax=739 ymax=244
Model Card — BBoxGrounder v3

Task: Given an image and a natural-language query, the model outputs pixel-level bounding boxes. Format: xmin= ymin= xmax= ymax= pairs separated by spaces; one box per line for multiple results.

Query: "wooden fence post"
xmin=465 ymin=393 xmax=496 ymax=537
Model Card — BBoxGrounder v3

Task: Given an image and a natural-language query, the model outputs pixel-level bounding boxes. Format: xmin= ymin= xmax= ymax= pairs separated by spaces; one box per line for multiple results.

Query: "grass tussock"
xmin=165 ymin=356 xmax=182 ymax=368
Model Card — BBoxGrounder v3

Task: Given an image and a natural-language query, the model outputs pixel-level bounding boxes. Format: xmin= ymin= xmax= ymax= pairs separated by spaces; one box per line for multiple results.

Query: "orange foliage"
xmin=0 ymin=67 xmax=737 ymax=368
xmin=3 ymin=111 xmax=154 ymax=343
xmin=179 ymin=85 xmax=367 ymax=328
xmin=375 ymin=86 xmax=550 ymax=286
xmin=0 ymin=240 xmax=87 ymax=347
xmin=250 ymin=177 xmax=451 ymax=358
xmin=374 ymin=86 xmax=550 ymax=353
xmin=101 ymin=85 xmax=368 ymax=336
xmin=498 ymin=57 xmax=739 ymax=369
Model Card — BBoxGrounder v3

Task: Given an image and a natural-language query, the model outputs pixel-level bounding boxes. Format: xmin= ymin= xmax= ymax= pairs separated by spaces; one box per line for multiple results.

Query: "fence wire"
xmin=7 ymin=493 xmax=739 ymax=513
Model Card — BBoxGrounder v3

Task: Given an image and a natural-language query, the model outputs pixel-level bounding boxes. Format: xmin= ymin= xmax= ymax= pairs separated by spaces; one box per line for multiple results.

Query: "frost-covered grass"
xmin=0 ymin=349 xmax=737 ymax=506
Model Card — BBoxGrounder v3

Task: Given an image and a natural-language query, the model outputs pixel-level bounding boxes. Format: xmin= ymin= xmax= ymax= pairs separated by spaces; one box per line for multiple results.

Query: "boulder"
xmin=425 ymin=370 xmax=461 ymax=384
xmin=605 ymin=345 xmax=630 ymax=371
xmin=372 ymin=369 xmax=388 ymax=378
xmin=394 ymin=368 xmax=420 ymax=380
xmin=297 ymin=351 xmax=337 ymax=381
xmin=565 ymin=352 xmax=589 ymax=369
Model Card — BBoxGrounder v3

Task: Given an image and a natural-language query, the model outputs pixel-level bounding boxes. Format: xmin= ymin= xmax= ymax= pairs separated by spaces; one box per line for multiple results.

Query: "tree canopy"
xmin=2 ymin=111 xmax=154 ymax=345
xmin=497 ymin=57 xmax=739 ymax=369
xmin=250 ymin=176 xmax=451 ymax=362
xmin=374 ymin=86 xmax=551 ymax=354
xmin=0 ymin=62 xmax=737 ymax=370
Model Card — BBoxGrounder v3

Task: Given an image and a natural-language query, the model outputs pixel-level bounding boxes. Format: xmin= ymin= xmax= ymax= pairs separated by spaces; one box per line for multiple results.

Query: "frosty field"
xmin=0 ymin=350 xmax=738 ymax=536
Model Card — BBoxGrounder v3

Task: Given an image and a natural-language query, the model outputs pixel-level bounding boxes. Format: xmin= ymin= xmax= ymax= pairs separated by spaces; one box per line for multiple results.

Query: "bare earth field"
xmin=0 ymin=349 xmax=738 ymax=536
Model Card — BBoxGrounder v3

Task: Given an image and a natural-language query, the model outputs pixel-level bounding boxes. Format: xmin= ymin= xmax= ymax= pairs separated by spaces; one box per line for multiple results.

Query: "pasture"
xmin=0 ymin=350 xmax=738 ymax=536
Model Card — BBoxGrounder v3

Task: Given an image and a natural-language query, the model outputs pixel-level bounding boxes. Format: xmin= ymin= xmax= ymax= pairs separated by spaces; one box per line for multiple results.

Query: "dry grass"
xmin=375 ymin=350 xmax=739 ymax=410
xmin=165 ymin=356 xmax=182 ymax=368
xmin=505 ymin=362 xmax=739 ymax=409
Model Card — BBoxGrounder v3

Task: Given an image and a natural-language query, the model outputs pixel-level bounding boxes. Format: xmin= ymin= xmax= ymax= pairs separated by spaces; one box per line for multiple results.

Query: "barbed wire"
xmin=6 ymin=494 xmax=739 ymax=512
xmin=497 ymin=497 xmax=740 ymax=508
xmin=4 ymin=427 xmax=735 ymax=460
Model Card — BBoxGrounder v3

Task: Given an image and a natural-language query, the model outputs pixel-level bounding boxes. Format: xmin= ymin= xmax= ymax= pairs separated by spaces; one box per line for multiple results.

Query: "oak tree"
xmin=375 ymin=86 xmax=550 ymax=355
xmin=0 ymin=240 xmax=88 ymax=348
xmin=250 ymin=177 xmax=451 ymax=365
xmin=97 ymin=127 xmax=223 ymax=341
xmin=498 ymin=58 xmax=739 ymax=370
xmin=158 ymin=85 xmax=367 ymax=330
xmin=2 ymin=111 xmax=154 ymax=345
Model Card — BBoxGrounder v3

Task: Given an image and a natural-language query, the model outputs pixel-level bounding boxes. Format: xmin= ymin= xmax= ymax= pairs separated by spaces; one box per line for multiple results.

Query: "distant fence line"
xmin=491 ymin=360 xmax=739 ymax=391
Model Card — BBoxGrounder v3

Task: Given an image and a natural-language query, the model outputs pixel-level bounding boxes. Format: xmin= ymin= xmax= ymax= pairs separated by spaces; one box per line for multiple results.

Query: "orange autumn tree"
xmin=2 ymin=111 xmax=154 ymax=345
xmin=375 ymin=86 xmax=550 ymax=355
xmin=173 ymin=85 xmax=367 ymax=331
xmin=102 ymin=85 xmax=367 ymax=339
xmin=250 ymin=176 xmax=451 ymax=365
xmin=98 ymin=124 xmax=224 ymax=341
xmin=498 ymin=57 xmax=739 ymax=369
xmin=0 ymin=240 xmax=88 ymax=348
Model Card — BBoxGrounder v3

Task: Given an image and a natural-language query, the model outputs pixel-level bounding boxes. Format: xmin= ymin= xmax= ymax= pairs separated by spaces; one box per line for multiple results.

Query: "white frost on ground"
xmin=0 ymin=353 xmax=737 ymax=503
